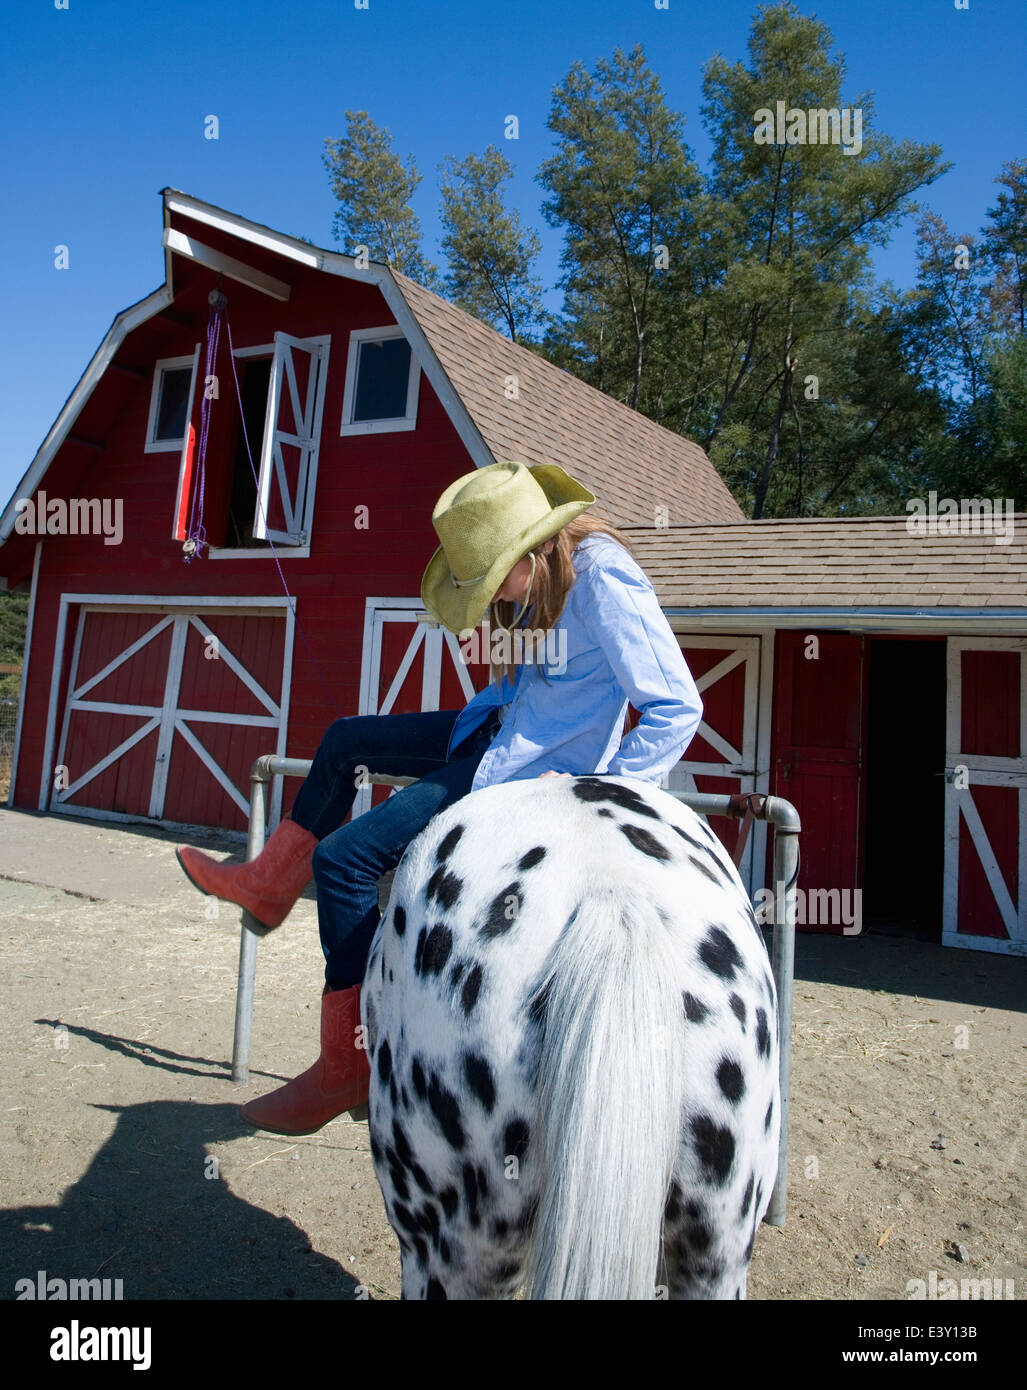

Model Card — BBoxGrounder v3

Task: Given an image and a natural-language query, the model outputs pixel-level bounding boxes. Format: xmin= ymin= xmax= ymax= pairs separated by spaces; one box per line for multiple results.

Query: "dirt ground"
xmin=1 ymin=805 xmax=1024 ymax=1302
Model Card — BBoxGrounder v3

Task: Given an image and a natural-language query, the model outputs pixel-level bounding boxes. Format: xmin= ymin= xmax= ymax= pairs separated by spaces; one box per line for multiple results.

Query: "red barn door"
xmin=770 ymin=631 xmax=864 ymax=933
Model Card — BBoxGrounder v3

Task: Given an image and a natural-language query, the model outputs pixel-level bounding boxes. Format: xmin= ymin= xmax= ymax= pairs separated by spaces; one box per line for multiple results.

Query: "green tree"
xmin=537 ymin=44 xmax=702 ymax=410
xmin=438 ymin=146 xmax=547 ymax=342
xmin=696 ymin=1 xmax=949 ymax=515
xmin=322 ymin=111 xmax=441 ymax=289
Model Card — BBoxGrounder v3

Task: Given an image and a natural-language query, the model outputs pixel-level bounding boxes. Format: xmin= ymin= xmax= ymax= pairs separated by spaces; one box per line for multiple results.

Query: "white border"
xmin=339 ymin=324 xmax=420 ymax=435
xmin=147 ymin=352 xmax=200 ymax=454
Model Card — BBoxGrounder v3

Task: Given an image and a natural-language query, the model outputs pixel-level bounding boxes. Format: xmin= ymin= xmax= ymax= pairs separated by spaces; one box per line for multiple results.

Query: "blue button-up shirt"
xmin=445 ymin=534 xmax=703 ymax=791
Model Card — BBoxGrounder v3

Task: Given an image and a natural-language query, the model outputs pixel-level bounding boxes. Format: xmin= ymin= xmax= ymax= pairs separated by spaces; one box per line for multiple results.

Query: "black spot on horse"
xmin=683 ymin=992 xmax=709 ymax=1024
xmin=411 ymin=1163 xmax=434 ymax=1195
xmin=426 ymin=864 xmax=463 ymax=910
xmin=755 ymin=1007 xmax=771 ymax=1059
xmin=597 ymin=808 xmax=613 ymax=818
xmin=439 ymin=1238 xmax=451 ymax=1265
xmin=394 ymin=1202 xmax=418 ymax=1237
xmin=463 ymin=1053 xmax=497 ymax=1114
xmin=460 ymin=964 xmax=483 ymax=1016
xmin=688 ymin=1222 xmax=713 ymax=1253
xmin=619 ymin=822 xmax=672 ymax=861
xmin=435 ymin=825 xmax=464 ymax=864
xmin=700 ymin=927 xmax=744 ymax=980
xmin=740 ymin=1174 xmax=754 ymax=1220
xmin=389 ymin=1075 xmax=398 ymax=1109
xmin=439 ymin=1187 xmax=459 ymax=1219
xmin=480 ymin=882 xmax=522 ymax=938
xmin=393 ymin=903 xmax=406 ymax=936
xmin=415 ymin=923 xmax=453 ymax=976
xmin=413 ymin=1235 xmax=428 ymax=1267
xmin=517 ymin=846 xmax=547 ymax=871
xmin=504 ymin=1117 xmax=530 ymax=1163
xmin=691 ymin=1114 xmax=736 ymax=1185
xmin=671 ymin=822 xmax=710 ymax=856
xmin=664 ymin=1180 xmax=683 ymax=1224
xmin=684 ymin=1201 xmax=702 ymax=1221
xmin=688 ymin=853 xmax=724 ymax=885
xmin=392 ymin=1119 xmax=413 ymax=1167
xmin=764 ymin=1100 xmax=774 ymax=1134
xmin=493 ymin=1219 xmax=509 ymax=1239
xmin=450 ymin=960 xmax=464 ymax=987
xmin=426 ymin=1276 xmax=448 ymax=1300
xmin=377 ymin=1039 xmax=392 ymax=1085
xmin=730 ymin=994 xmax=747 ymax=1028
xmin=572 ymin=776 xmax=661 ymax=819
xmin=418 ymin=1201 xmax=440 ymax=1244
xmin=427 ymin=1072 xmax=465 ymax=1150
xmin=411 ymin=1056 xmax=427 ymax=1100
xmin=716 ymin=1057 xmax=745 ymax=1105
xmin=462 ymin=1161 xmax=482 ymax=1228
xmin=744 ymin=1234 xmax=755 ymax=1262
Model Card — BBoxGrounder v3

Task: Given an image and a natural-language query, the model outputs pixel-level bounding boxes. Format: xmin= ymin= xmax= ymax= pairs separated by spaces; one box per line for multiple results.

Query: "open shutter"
xmin=170 ymin=346 xmax=202 ymax=542
xmin=253 ymin=331 xmax=330 ymax=545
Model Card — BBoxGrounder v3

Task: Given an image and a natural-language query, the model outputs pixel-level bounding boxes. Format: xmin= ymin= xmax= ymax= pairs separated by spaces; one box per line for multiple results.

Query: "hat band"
xmin=450 ymin=570 xmax=488 ymax=588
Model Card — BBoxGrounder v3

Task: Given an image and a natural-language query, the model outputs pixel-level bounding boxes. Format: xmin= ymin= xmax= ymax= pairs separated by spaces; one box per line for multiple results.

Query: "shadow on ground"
xmin=792 ymin=929 xmax=1027 ymax=1012
xmin=0 ymin=1096 xmax=360 ymax=1300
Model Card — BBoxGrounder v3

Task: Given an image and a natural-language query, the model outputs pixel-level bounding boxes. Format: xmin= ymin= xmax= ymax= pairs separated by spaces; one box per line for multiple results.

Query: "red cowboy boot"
xmin=241 ymin=985 xmax=371 ymax=1135
xmin=176 ymin=817 xmax=318 ymax=934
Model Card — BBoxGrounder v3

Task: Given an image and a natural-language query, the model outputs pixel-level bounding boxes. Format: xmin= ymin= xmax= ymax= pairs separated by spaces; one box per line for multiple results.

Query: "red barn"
xmin=0 ymin=187 xmax=740 ymax=835
xmin=2 ymin=189 xmax=1024 ymax=957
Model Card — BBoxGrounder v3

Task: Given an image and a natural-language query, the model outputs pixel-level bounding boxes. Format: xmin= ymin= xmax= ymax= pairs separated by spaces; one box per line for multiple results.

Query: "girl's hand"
xmin=537 ymin=771 xmax=571 ymax=778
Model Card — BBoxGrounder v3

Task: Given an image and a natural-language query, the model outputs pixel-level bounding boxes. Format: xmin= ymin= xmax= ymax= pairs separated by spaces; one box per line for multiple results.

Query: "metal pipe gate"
xmin=233 ymin=754 xmax=800 ymax=1226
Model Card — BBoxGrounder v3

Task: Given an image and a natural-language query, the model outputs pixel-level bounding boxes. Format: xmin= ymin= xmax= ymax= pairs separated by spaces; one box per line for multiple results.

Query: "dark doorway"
xmin=862 ymin=638 xmax=946 ymax=940
xmin=224 ymin=356 xmax=272 ymax=549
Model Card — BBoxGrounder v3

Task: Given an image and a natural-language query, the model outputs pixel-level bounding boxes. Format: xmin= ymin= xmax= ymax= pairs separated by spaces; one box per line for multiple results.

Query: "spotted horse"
xmin=361 ymin=773 xmax=781 ymax=1300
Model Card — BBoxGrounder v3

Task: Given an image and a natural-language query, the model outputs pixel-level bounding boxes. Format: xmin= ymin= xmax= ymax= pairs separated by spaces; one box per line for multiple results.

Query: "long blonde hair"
xmin=487 ymin=513 xmax=635 ymax=690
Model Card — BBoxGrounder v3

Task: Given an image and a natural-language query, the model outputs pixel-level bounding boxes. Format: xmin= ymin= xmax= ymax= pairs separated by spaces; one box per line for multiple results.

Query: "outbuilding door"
xmin=770 ymin=631 xmax=864 ymax=933
xmin=47 ymin=600 xmax=292 ymax=831
xmin=943 ymin=638 xmax=1027 ymax=954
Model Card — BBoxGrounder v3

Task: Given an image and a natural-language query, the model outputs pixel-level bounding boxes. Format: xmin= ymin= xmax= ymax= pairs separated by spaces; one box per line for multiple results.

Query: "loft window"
xmin=170 ymin=332 xmax=331 ymax=552
xmin=146 ymin=355 xmax=199 ymax=452
xmin=340 ymin=326 xmax=419 ymax=435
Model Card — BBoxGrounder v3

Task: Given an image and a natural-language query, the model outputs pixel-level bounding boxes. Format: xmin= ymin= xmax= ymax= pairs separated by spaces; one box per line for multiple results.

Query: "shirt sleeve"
xmin=578 ymin=548 xmax=703 ymax=784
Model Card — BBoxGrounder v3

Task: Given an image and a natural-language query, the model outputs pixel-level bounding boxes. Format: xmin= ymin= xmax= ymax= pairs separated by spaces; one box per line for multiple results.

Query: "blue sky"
xmin=2 ymin=0 xmax=1024 ymax=505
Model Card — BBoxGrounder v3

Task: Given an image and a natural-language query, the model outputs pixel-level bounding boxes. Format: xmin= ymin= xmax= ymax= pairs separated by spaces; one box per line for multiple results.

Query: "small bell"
xmin=183 ymin=538 xmax=197 ymax=557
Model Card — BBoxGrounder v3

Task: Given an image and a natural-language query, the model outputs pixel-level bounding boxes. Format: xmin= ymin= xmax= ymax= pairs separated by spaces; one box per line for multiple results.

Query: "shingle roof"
xmin=623 ymin=515 xmax=1027 ymax=609
xmin=393 ymin=270 xmax=744 ymax=528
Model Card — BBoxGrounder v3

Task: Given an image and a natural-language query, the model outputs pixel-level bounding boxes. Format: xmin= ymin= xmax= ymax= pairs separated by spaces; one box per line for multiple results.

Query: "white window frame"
xmin=339 ymin=325 xmax=420 ymax=435
xmin=146 ymin=352 xmax=200 ymax=453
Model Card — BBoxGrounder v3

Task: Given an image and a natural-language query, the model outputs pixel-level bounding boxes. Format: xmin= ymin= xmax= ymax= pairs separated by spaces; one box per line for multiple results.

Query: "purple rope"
xmin=184 ymin=297 xmax=222 ymax=562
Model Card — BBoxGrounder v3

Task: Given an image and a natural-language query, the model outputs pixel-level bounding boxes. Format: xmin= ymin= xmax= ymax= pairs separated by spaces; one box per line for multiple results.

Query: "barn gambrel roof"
xmin=0 ymin=187 xmax=742 ymax=557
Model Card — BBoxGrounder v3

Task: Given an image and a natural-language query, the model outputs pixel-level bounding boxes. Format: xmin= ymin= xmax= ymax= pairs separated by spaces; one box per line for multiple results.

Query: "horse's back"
xmin=363 ymin=775 xmax=780 ymax=1300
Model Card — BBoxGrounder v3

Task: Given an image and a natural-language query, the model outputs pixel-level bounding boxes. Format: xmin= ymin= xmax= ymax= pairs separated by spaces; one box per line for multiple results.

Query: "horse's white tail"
xmin=525 ymin=889 xmax=684 ymax=1300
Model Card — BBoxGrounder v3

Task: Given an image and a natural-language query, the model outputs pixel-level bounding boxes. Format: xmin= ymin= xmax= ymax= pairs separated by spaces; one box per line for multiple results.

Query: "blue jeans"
xmin=289 ymin=708 xmax=501 ymax=989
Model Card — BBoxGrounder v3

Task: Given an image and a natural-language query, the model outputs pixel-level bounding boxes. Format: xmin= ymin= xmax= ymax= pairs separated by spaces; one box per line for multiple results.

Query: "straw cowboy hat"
xmin=421 ymin=461 xmax=596 ymax=633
